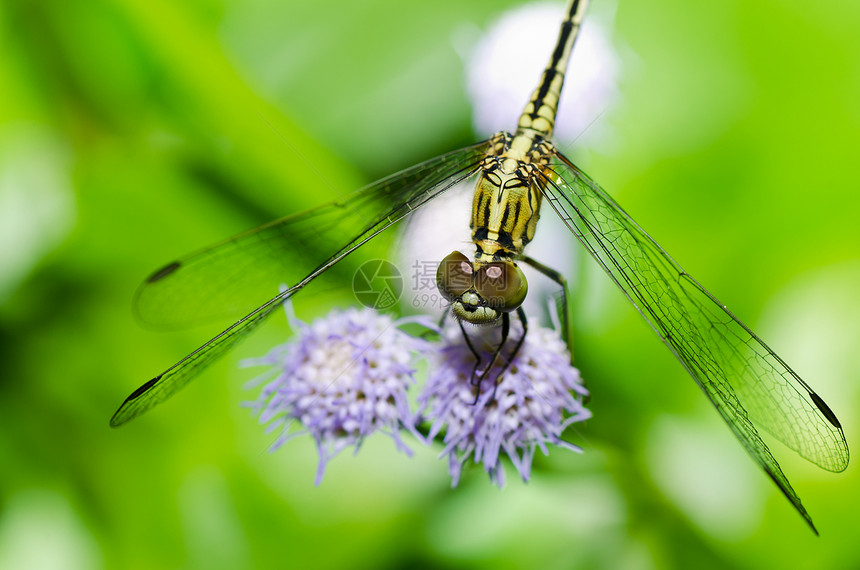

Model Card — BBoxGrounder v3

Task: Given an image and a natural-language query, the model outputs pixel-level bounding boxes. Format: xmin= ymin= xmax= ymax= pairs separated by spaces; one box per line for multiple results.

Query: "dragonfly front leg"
xmin=456 ymin=308 xmax=530 ymax=404
xmin=456 ymin=318 xmax=485 ymax=393
xmin=476 ymin=312 xmax=513 ymax=398
xmin=493 ymin=308 xmax=529 ymax=402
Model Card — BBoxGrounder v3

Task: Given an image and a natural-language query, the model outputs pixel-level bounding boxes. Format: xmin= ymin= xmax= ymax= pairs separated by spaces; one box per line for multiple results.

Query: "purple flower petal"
xmin=244 ymin=304 xmax=428 ymax=484
xmin=418 ymin=322 xmax=590 ymax=487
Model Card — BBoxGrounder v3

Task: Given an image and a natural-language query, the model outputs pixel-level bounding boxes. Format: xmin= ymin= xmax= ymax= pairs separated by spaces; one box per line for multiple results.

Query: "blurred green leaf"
xmin=1 ymin=0 xmax=858 ymax=568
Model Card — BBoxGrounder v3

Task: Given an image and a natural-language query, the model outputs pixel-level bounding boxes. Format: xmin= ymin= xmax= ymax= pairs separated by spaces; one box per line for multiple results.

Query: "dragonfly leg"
xmin=519 ymin=255 xmax=573 ymax=358
xmin=475 ymin=308 xmax=530 ymax=403
xmin=519 ymin=255 xmax=589 ymax=401
xmin=459 ymin=312 xmax=513 ymax=405
xmin=456 ymin=318 xmax=484 ymax=388
xmin=470 ymin=313 xmax=510 ymax=404
xmin=492 ymin=308 xmax=529 ymax=402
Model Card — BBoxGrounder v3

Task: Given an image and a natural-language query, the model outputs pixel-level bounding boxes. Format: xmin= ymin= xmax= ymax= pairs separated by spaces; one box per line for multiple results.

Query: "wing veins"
xmin=538 ymin=154 xmax=847 ymax=471
xmin=133 ymin=142 xmax=490 ymax=328
xmin=532 ymin=149 xmax=848 ymax=530
xmin=113 ymin=142 xmax=490 ymax=426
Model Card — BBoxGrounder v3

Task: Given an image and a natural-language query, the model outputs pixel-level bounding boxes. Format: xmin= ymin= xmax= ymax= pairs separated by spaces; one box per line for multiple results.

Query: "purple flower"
xmin=417 ymin=321 xmax=590 ymax=487
xmin=245 ymin=295 xmax=591 ymax=487
xmin=244 ymin=303 xmax=427 ymax=484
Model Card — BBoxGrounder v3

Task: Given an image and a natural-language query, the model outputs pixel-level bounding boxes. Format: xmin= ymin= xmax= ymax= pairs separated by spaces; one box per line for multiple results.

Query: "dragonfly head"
xmin=436 ymin=251 xmax=528 ymax=324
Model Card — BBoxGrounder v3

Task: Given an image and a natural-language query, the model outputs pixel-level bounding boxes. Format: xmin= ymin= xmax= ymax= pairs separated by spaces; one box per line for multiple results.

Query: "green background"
xmin=1 ymin=0 xmax=859 ymax=568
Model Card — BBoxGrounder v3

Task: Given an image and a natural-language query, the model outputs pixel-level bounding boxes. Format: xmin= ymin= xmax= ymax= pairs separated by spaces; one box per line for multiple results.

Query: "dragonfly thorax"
xmin=433 ymin=132 xmax=553 ymax=325
xmin=470 ymin=132 xmax=550 ymax=261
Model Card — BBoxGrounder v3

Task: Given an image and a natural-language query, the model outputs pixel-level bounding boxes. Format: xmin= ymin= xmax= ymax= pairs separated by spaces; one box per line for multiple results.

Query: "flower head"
xmin=417 ymin=320 xmax=590 ymax=487
xmin=244 ymin=303 xmax=427 ymax=484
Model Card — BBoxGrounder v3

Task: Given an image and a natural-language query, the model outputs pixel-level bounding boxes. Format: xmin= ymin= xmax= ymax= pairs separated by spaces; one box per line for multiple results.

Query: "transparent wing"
xmin=135 ymin=142 xmax=489 ymax=328
xmin=111 ymin=141 xmax=490 ymax=427
xmin=538 ymin=150 xmax=848 ymax=532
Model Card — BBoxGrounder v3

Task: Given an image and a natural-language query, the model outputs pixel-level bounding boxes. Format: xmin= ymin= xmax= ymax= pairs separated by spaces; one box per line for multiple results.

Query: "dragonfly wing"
xmin=135 ymin=141 xmax=491 ymax=328
xmin=111 ymin=295 xmax=283 ymax=427
xmin=537 ymin=149 xmax=848 ymax=531
xmin=112 ymin=141 xmax=491 ymax=426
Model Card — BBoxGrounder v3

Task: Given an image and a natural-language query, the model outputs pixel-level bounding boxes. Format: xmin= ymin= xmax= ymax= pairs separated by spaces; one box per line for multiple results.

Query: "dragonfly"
xmin=112 ymin=0 xmax=848 ymax=533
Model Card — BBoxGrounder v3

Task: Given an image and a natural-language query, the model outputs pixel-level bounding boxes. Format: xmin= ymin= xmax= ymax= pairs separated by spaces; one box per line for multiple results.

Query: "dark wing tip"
xmin=146 ymin=261 xmax=182 ymax=283
xmin=808 ymin=391 xmax=849 ymax=473
xmin=809 ymin=391 xmax=842 ymax=430
xmin=128 ymin=375 xmax=161 ymax=401
xmin=109 ymin=375 xmax=162 ymax=428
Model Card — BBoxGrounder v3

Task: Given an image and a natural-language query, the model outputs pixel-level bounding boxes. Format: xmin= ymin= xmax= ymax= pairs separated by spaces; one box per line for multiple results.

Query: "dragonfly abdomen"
xmin=517 ymin=0 xmax=587 ymax=139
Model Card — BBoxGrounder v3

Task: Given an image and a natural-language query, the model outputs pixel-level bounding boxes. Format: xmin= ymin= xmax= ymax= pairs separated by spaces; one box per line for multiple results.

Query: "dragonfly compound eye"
xmin=436 ymin=251 xmax=474 ymax=302
xmin=474 ymin=261 xmax=528 ymax=313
